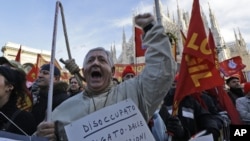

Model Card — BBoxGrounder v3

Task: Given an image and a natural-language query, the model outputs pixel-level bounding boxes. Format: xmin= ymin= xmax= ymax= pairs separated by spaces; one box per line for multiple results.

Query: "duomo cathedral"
xmin=110 ymin=1 xmax=250 ymax=72
xmin=1 ymin=1 xmax=250 ymax=78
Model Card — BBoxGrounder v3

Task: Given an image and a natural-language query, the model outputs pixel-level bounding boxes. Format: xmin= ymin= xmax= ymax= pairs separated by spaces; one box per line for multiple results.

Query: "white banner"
xmin=64 ymin=99 xmax=155 ymax=141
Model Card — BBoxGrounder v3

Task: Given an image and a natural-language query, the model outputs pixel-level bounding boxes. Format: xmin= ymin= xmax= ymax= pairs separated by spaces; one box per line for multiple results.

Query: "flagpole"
xmin=154 ymin=0 xmax=162 ymax=24
xmin=15 ymin=45 xmax=22 ymax=62
xmin=132 ymin=13 xmax=138 ymax=75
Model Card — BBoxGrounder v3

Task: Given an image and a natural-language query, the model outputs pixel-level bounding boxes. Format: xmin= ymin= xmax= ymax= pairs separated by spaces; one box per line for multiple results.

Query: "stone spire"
xmin=122 ymin=27 xmax=126 ymax=51
xmin=238 ymin=28 xmax=246 ymax=47
xmin=110 ymin=45 xmax=113 ymax=54
xmin=112 ymin=42 xmax=117 ymax=63
xmin=113 ymin=42 xmax=116 ymax=56
xmin=182 ymin=10 xmax=189 ymax=30
xmin=234 ymin=28 xmax=239 ymax=46
xmin=172 ymin=12 xmax=175 ymax=24
xmin=200 ymin=5 xmax=209 ymax=34
xmin=176 ymin=0 xmax=187 ymax=31
xmin=167 ymin=6 xmax=170 ymax=18
xmin=208 ymin=2 xmax=226 ymax=60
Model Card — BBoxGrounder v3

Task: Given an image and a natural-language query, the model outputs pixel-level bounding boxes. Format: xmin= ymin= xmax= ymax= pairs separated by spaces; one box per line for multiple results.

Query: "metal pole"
xmin=58 ymin=2 xmax=72 ymax=59
xmin=154 ymin=0 xmax=162 ymax=24
xmin=58 ymin=2 xmax=84 ymax=87
xmin=46 ymin=0 xmax=60 ymax=122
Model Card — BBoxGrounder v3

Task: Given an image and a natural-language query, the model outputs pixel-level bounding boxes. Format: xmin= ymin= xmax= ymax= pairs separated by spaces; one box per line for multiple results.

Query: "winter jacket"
xmin=51 ymin=23 xmax=177 ymax=140
xmin=236 ymin=95 xmax=250 ymax=123
xmin=227 ymin=88 xmax=244 ymax=105
xmin=0 ymin=98 xmax=36 ymax=135
xmin=159 ymin=89 xmax=220 ymax=141
xmin=31 ymin=81 xmax=69 ymax=126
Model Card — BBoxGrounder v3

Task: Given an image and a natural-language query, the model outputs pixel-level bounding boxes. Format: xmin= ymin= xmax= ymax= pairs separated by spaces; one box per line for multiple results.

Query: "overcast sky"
xmin=0 ymin=0 xmax=249 ymax=66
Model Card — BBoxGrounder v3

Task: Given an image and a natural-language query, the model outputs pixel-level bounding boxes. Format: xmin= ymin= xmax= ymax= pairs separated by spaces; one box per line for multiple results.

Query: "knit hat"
xmin=122 ymin=65 xmax=135 ymax=78
xmin=40 ymin=64 xmax=61 ymax=76
xmin=0 ymin=56 xmax=22 ymax=69
xmin=244 ymin=82 xmax=250 ymax=94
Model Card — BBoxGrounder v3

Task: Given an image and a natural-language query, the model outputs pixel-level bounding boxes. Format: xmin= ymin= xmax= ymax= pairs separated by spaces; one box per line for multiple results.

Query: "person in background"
xmin=121 ymin=65 xmax=136 ymax=82
xmin=29 ymin=79 xmax=39 ymax=105
xmin=112 ymin=77 xmax=120 ymax=86
xmin=226 ymin=76 xmax=244 ymax=105
xmin=159 ymin=73 xmax=220 ymax=141
xmin=35 ymin=13 xmax=176 ymax=141
xmin=236 ymin=82 xmax=250 ymax=124
xmin=0 ymin=56 xmax=22 ymax=69
xmin=0 ymin=66 xmax=36 ymax=135
xmin=148 ymin=73 xmax=180 ymax=141
xmin=31 ymin=64 xmax=69 ymax=127
xmin=0 ymin=56 xmax=33 ymax=112
xmin=67 ymin=76 xmax=83 ymax=97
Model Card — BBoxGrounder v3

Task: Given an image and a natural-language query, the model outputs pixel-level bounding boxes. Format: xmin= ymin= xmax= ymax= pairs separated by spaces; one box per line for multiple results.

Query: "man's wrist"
xmin=143 ymin=21 xmax=155 ymax=33
xmin=143 ymin=23 xmax=153 ymax=33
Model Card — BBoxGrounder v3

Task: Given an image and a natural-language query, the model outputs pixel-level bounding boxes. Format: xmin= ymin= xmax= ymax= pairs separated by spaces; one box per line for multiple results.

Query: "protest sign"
xmin=64 ymin=99 xmax=155 ymax=141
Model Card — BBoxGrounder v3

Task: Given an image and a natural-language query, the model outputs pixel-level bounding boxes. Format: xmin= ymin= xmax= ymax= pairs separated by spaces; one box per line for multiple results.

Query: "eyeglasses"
xmin=70 ymin=81 xmax=78 ymax=84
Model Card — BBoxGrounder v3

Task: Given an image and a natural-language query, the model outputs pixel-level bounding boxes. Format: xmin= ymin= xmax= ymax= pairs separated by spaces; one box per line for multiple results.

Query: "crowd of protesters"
xmin=0 ymin=12 xmax=249 ymax=141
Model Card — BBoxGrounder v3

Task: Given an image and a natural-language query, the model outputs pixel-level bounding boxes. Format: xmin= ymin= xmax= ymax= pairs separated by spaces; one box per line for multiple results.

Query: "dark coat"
xmin=159 ymin=88 xmax=220 ymax=141
xmin=227 ymin=88 xmax=244 ymax=105
xmin=0 ymin=98 xmax=36 ymax=135
xmin=31 ymin=81 xmax=69 ymax=126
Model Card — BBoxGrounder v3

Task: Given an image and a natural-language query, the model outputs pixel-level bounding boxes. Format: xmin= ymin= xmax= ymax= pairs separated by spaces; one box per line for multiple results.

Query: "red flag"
xmin=37 ymin=54 xmax=49 ymax=68
xmin=219 ymin=56 xmax=246 ymax=77
xmin=206 ymin=30 xmax=242 ymax=124
xmin=208 ymin=29 xmax=224 ymax=84
xmin=173 ymin=0 xmax=223 ymax=115
xmin=26 ymin=54 xmax=40 ymax=82
xmin=135 ymin=26 xmax=145 ymax=57
xmin=217 ymin=86 xmax=243 ymax=124
xmin=15 ymin=45 xmax=22 ymax=62
xmin=180 ymin=30 xmax=186 ymax=47
xmin=235 ymin=71 xmax=247 ymax=83
xmin=26 ymin=54 xmax=48 ymax=82
xmin=26 ymin=64 xmax=38 ymax=82
xmin=208 ymin=29 xmax=218 ymax=66
xmin=185 ymin=0 xmax=213 ymax=63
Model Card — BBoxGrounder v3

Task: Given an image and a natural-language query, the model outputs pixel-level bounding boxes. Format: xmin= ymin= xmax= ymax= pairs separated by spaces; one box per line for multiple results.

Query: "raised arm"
xmin=134 ymin=13 xmax=177 ymax=118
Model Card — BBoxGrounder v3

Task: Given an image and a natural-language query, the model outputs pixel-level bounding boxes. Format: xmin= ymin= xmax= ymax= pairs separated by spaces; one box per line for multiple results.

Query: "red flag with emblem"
xmin=172 ymin=0 xmax=223 ymax=115
xmin=233 ymin=70 xmax=247 ymax=83
xmin=219 ymin=56 xmax=246 ymax=77
xmin=15 ymin=45 xmax=22 ymax=62
xmin=26 ymin=54 xmax=48 ymax=82
xmin=135 ymin=26 xmax=145 ymax=57
xmin=26 ymin=65 xmax=38 ymax=82
xmin=26 ymin=54 xmax=39 ymax=82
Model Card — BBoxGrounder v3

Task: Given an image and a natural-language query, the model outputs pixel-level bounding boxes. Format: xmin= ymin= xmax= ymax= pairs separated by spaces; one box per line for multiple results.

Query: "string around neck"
xmin=90 ymin=90 xmax=111 ymax=112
